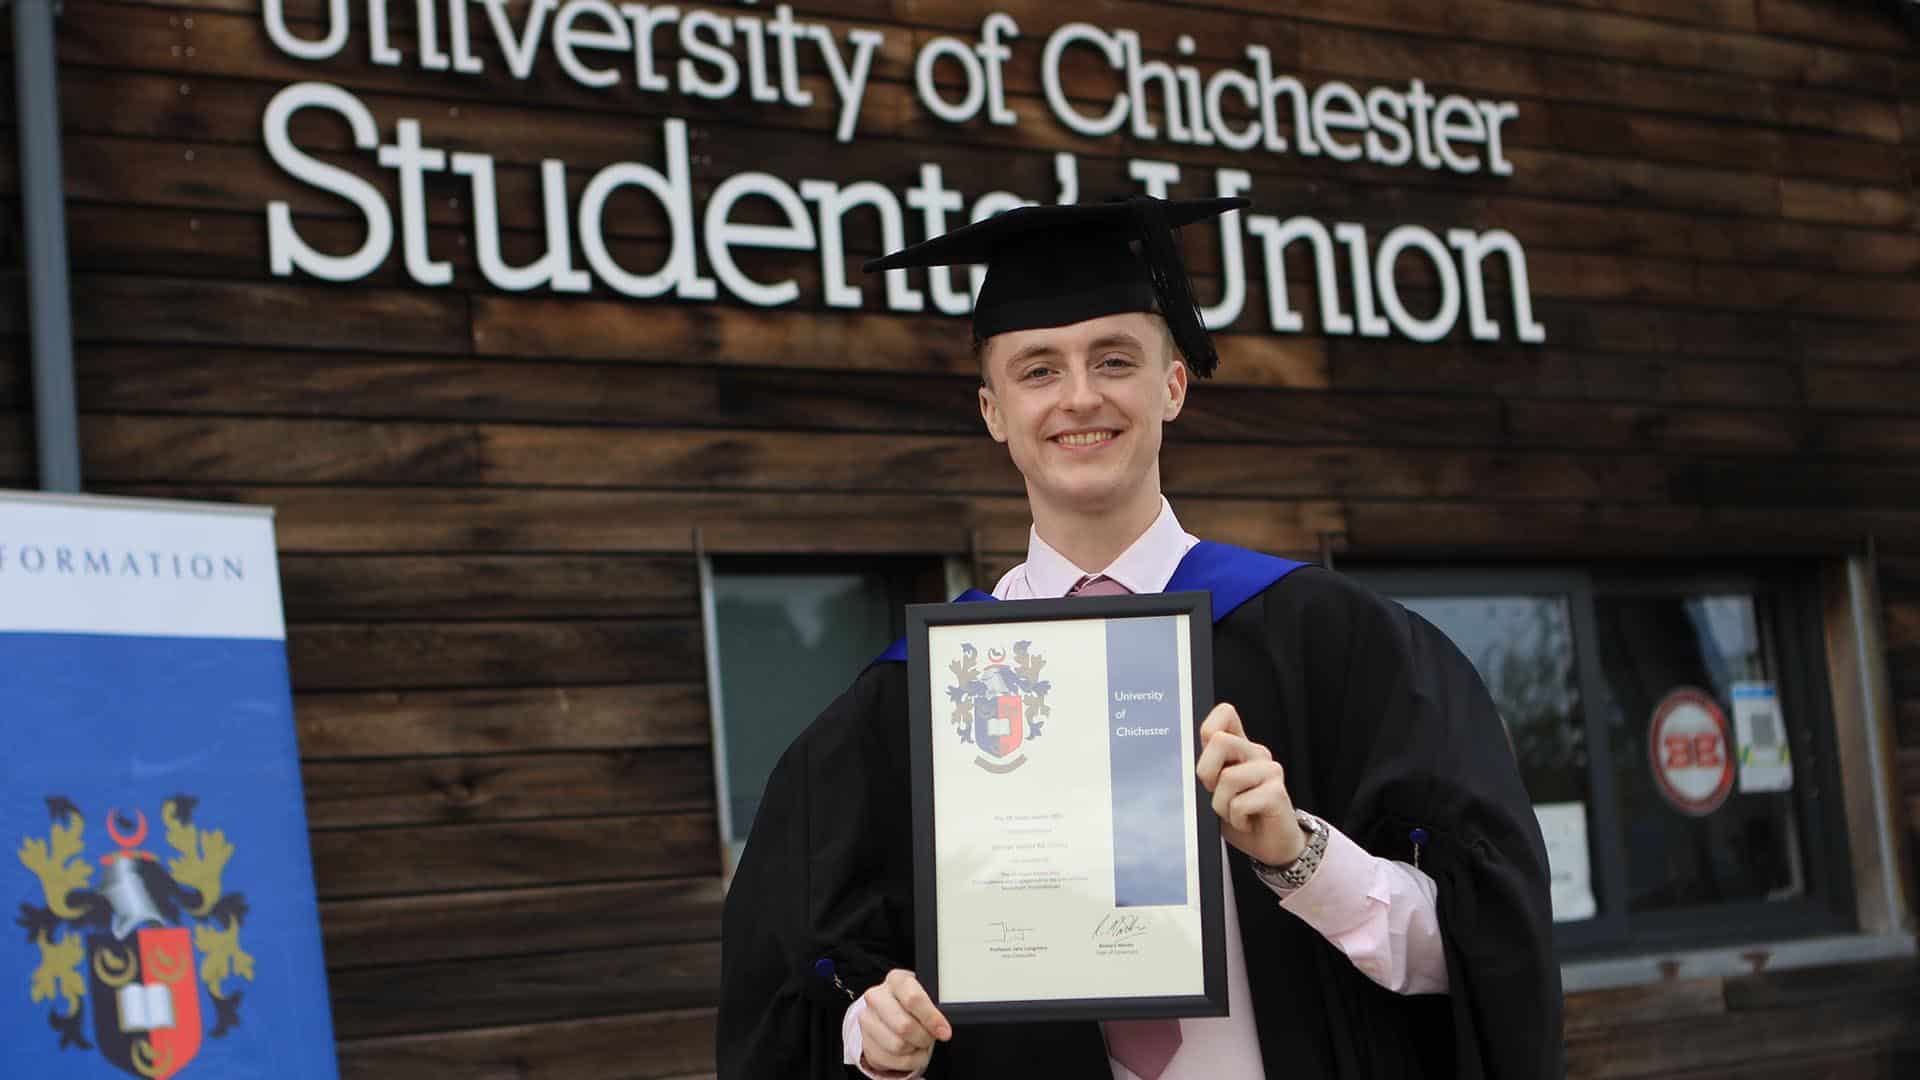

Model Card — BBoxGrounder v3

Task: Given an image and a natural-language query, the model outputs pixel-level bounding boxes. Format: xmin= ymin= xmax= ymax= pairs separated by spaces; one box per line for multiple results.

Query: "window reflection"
xmin=1399 ymin=596 xmax=1586 ymax=803
xmin=714 ymin=571 xmax=898 ymax=847
xmin=1397 ymin=595 xmax=1595 ymax=922
xmin=1593 ymin=591 xmax=1804 ymax=913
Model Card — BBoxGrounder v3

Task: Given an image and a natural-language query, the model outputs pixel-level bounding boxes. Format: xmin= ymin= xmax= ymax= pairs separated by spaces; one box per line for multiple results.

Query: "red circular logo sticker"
xmin=1649 ymin=687 xmax=1734 ymax=816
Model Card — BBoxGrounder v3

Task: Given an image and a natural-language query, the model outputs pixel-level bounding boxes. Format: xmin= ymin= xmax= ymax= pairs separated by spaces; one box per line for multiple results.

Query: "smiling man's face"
xmin=977 ymin=311 xmax=1189 ymax=522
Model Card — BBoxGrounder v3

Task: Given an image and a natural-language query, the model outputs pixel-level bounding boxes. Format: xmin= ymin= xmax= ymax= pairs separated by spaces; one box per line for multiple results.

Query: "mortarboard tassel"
xmin=1130 ymin=196 xmax=1219 ymax=379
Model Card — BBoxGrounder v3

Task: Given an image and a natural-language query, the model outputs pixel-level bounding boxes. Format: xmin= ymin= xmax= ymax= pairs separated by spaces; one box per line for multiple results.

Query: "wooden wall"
xmin=1 ymin=0 xmax=1918 ymax=1075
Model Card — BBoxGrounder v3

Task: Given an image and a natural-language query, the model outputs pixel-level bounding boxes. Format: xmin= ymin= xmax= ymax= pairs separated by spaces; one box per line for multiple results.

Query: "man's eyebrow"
xmin=1002 ymin=342 xmax=1062 ymax=368
xmin=1086 ymin=333 xmax=1149 ymax=353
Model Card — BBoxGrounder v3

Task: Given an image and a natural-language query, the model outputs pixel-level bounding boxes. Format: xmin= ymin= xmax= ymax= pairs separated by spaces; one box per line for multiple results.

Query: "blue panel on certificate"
xmin=1107 ymin=616 xmax=1189 ymax=908
xmin=0 ymin=493 xmax=340 ymax=1080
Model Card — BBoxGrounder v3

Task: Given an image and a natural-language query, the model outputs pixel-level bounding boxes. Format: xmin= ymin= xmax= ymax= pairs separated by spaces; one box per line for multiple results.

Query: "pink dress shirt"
xmin=845 ymin=499 xmax=1448 ymax=1078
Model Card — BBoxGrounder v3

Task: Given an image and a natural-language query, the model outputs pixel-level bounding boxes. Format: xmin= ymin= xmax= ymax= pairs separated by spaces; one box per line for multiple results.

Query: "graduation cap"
xmin=862 ymin=196 xmax=1250 ymax=378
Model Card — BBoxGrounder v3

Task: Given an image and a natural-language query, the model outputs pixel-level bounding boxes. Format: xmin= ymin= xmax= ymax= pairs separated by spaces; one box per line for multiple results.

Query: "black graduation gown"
xmin=718 ymin=566 xmax=1563 ymax=1078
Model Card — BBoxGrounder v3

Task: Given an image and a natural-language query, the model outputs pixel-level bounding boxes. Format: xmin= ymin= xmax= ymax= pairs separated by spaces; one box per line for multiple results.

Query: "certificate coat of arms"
xmin=947 ymin=641 xmax=1052 ymax=773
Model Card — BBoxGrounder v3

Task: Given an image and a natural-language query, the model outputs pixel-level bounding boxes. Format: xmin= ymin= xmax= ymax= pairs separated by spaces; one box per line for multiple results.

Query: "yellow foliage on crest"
xmin=194 ymin=919 xmax=256 ymax=1000
xmin=164 ymin=799 xmax=231 ymax=917
xmin=18 ymin=813 xmax=91 ymax=919
xmin=28 ymin=932 xmax=85 ymax=1017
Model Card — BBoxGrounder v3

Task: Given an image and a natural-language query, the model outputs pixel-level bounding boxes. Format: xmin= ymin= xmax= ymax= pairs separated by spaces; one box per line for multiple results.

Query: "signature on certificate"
xmin=987 ymin=921 xmax=1033 ymax=944
xmin=1091 ymin=912 xmax=1153 ymax=943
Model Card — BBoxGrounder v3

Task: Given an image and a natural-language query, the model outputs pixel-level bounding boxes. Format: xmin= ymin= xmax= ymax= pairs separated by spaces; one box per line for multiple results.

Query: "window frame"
xmin=1351 ymin=563 xmax=1856 ymax=959
xmin=699 ymin=551 xmax=962 ymax=881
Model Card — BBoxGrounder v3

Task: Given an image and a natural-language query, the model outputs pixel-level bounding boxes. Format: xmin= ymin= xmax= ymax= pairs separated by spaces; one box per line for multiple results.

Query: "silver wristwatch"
xmin=1252 ymin=811 xmax=1328 ymax=891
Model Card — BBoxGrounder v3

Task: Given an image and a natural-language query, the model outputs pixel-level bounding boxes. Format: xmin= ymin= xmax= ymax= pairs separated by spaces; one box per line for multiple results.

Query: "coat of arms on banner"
xmin=947 ymin=641 xmax=1052 ymax=773
xmin=16 ymin=796 xmax=255 ymax=1079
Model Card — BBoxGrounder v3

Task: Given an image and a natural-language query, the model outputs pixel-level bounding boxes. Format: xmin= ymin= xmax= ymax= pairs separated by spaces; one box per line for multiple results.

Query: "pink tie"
xmin=1068 ymin=574 xmax=1132 ymax=598
xmin=1104 ymin=1019 xmax=1184 ymax=1079
xmin=1069 ymin=576 xmax=1184 ymax=1077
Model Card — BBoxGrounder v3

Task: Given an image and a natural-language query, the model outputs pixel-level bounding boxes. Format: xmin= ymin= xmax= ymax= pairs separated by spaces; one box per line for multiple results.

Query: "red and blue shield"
xmin=88 ymin=926 xmax=203 ymax=1079
xmin=972 ymin=665 xmax=1025 ymax=760
xmin=946 ymin=641 xmax=1050 ymax=773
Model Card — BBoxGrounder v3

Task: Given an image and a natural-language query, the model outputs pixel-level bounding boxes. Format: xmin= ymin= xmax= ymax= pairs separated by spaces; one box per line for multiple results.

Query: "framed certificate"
xmin=906 ymin=592 xmax=1227 ymax=1024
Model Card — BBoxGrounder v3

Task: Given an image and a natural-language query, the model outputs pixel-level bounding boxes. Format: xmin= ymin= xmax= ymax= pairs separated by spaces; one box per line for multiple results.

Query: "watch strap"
xmin=1252 ymin=810 xmax=1328 ymax=892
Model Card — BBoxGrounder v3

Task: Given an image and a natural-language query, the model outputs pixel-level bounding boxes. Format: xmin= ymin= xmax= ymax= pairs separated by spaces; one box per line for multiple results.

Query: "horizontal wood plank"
xmin=1657 ymin=1049 xmax=1909 ymax=1080
xmin=1674 ymin=460 xmax=1920 ymax=508
xmin=1331 ymin=341 xmax=1584 ymax=398
xmin=469 ymin=295 xmax=1327 ymax=388
xmin=1576 ymin=353 xmax=1799 ymax=407
xmin=1793 ymin=318 xmax=1920 ymax=367
xmin=303 ymin=748 xmax=715 ymax=829
xmin=76 ymin=343 xmax=1508 ymax=447
xmin=288 ymin=620 xmax=705 ymax=690
xmin=296 ymin=684 xmax=710 ymax=760
xmin=1721 ymin=958 xmax=1920 ymax=1011
xmin=1504 ymin=401 xmax=1805 ymax=454
xmin=1157 ymin=443 xmax=1669 ymax=501
xmin=321 ymin=878 xmax=722 ymax=968
xmin=1563 ymin=988 xmax=1918 ymax=1077
xmin=1563 ymin=976 xmax=1726 ymax=1033
xmin=337 ymin=1008 xmax=717 ymax=1080
xmin=1806 ymin=415 xmax=1920 ymax=457
xmin=71 ymin=272 xmax=469 ymax=353
xmin=279 ymin=554 xmax=698 ymax=620
xmin=83 ymin=416 xmax=1659 ymax=499
xmin=1344 ymin=499 xmax=1918 ymax=557
xmin=1537 ymin=0 xmax=1758 ymax=33
xmin=328 ymin=940 xmax=719 ymax=1038
xmin=1755 ymin=0 xmax=1914 ymax=50
xmin=81 ymin=415 xmax=1027 ymax=489
xmin=106 ymin=485 xmax=1344 ymax=559
xmin=1807 ymin=366 xmax=1920 ymax=413
xmin=309 ymin=813 xmax=718 ymax=898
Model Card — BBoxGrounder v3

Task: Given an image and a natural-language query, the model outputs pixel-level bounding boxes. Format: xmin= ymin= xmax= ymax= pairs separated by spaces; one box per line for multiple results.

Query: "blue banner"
xmin=2 ymin=494 xmax=338 ymax=1080
xmin=1106 ymin=615 xmax=1188 ymax=908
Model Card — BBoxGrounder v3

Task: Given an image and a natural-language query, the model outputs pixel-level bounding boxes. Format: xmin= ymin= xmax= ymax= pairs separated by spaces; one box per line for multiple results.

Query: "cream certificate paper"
xmin=927 ymin=614 xmax=1203 ymax=1004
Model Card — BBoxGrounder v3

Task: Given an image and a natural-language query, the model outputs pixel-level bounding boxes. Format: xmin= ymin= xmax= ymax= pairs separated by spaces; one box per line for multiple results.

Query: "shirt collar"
xmin=1022 ymin=497 xmax=1200 ymax=597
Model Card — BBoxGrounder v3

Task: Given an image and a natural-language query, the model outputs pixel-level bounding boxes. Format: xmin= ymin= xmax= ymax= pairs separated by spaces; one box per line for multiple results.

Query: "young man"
xmin=718 ymin=198 xmax=1561 ymax=1079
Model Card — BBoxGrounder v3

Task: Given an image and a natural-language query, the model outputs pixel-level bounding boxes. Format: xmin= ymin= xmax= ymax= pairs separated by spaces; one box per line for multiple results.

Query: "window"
xmin=701 ymin=556 xmax=954 ymax=875
xmin=1355 ymin=566 xmax=1853 ymax=957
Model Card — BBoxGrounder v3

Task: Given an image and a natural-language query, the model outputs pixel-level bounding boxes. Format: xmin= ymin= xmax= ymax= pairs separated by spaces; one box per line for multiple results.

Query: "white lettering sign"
xmin=253 ymin=8 xmax=1544 ymax=345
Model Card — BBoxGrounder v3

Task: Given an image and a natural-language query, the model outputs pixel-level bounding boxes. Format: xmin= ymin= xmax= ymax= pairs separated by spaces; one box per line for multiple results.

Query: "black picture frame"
xmin=906 ymin=591 xmax=1226 ymax=1025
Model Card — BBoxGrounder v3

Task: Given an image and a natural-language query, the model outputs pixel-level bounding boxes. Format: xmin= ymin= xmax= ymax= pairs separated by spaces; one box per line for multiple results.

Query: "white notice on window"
xmin=1732 ymin=681 xmax=1793 ymax=793
xmin=1532 ymin=802 xmax=1597 ymax=923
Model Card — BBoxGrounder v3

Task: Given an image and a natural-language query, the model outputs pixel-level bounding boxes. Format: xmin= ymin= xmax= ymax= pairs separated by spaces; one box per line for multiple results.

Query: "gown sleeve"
xmin=717 ymin=666 xmax=916 ymax=1080
xmin=1307 ymin=573 xmax=1565 ymax=1079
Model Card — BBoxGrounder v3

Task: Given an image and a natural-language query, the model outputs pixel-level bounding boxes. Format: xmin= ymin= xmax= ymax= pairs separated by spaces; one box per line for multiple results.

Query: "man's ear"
xmin=979 ymin=383 xmax=1009 ymax=443
xmin=1163 ymin=356 xmax=1190 ymax=422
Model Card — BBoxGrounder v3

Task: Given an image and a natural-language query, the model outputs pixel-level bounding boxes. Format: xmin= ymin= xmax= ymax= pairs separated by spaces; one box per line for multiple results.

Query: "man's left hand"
xmin=1196 ymin=702 xmax=1305 ymax=866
